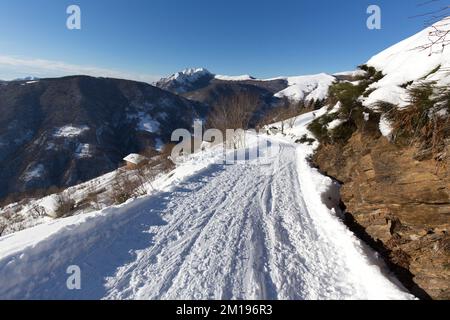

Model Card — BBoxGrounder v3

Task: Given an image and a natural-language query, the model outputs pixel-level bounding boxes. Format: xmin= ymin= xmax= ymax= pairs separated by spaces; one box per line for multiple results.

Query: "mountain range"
xmin=0 ymin=66 xmax=342 ymax=202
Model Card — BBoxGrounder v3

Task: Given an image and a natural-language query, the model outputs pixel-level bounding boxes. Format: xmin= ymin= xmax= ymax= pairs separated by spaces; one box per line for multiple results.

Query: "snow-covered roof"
xmin=123 ymin=153 xmax=147 ymax=165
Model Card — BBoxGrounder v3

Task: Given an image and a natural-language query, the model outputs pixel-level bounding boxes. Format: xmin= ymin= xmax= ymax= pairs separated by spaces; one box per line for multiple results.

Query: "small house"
xmin=123 ymin=153 xmax=148 ymax=170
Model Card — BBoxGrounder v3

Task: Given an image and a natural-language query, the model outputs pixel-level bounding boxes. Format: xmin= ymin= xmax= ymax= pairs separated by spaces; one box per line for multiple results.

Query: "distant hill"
xmin=0 ymin=76 xmax=206 ymax=200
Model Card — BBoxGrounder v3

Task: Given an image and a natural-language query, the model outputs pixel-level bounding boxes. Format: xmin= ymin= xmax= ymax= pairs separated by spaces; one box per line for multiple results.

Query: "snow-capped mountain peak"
xmin=155 ymin=67 xmax=215 ymax=93
xmin=214 ymin=74 xmax=255 ymax=81
xmin=170 ymin=68 xmax=212 ymax=82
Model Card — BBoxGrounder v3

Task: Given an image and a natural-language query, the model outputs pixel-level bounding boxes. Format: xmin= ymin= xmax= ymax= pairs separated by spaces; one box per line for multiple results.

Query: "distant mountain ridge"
xmin=156 ymin=68 xmax=338 ymax=112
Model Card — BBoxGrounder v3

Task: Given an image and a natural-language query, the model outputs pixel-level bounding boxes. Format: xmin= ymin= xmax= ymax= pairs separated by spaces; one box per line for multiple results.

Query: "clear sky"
xmin=0 ymin=0 xmax=442 ymax=82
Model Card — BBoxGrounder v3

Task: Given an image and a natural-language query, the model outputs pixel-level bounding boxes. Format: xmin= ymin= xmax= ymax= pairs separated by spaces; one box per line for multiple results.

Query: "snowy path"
xmin=0 ymin=134 xmax=413 ymax=300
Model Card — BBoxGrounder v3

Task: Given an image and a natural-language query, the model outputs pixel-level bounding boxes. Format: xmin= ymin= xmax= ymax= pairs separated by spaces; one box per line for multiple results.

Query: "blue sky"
xmin=0 ymin=0 xmax=440 ymax=81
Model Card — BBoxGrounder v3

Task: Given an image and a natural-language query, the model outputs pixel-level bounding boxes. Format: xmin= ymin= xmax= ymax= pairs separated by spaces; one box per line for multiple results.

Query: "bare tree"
xmin=207 ymin=92 xmax=259 ymax=148
xmin=207 ymin=92 xmax=259 ymax=131
xmin=413 ymin=1 xmax=450 ymax=55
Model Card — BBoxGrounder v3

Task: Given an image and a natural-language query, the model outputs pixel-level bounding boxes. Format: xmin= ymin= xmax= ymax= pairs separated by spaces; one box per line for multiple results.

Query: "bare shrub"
xmin=207 ymin=92 xmax=259 ymax=131
xmin=160 ymin=143 xmax=177 ymax=171
xmin=379 ymin=82 xmax=449 ymax=162
xmin=54 ymin=193 xmax=76 ymax=218
xmin=259 ymin=98 xmax=302 ymax=134
xmin=111 ymin=172 xmax=139 ymax=205
xmin=412 ymin=3 xmax=449 ymax=55
xmin=206 ymin=92 xmax=259 ymax=149
xmin=29 ymin=204 xmax=46 ymax=218
xmin=84 ymin=191 xmax=102 ymax=211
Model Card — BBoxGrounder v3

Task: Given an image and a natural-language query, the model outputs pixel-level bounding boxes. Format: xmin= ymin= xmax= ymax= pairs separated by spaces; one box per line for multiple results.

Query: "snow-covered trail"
xmin=0 ymin=133 xmax=414 ymax=300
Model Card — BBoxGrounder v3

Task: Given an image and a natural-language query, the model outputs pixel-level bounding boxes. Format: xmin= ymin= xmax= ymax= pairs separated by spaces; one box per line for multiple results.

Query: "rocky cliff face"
xmin=313 ymin=131 xmax=449 ymax=300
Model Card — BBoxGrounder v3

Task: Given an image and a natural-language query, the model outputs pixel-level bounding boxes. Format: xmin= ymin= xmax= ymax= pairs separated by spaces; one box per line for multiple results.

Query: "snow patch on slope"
xmin=333 ymin=70 xmax=367 ymax=78
xmin=215 ymin=74 xmax=255 ymax=81
xmin=54 ymin=125 xmax=89 ymax=138
xmin=274 ymin=73 xmax=336 ymax=102
xmin=137 ymin=113 xmax=160 ymax=133
xmin=21 ymin=164 xmax=45 ymax=182
xmin=75 ymin=143 xmax=93 ymax=159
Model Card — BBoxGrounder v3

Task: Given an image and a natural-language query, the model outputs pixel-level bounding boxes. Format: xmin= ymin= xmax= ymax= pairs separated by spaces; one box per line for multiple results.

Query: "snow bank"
xmin=363 ymin=85 xmax=409 ymax=109
xmin=0 ymin=197 xmax=150 ymax=299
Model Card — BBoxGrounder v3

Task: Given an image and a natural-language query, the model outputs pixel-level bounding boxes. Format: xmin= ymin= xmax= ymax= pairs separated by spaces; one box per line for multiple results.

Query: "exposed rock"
xmin=313 ymin=132 xmax=450 ymax=300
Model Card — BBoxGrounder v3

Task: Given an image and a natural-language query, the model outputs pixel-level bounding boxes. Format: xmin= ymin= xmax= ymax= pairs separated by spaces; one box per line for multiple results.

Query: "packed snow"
xmin=53 ymin=125 xmax=89 ymax=138
xmin=0 ymin=110 xmax=415 ymax=300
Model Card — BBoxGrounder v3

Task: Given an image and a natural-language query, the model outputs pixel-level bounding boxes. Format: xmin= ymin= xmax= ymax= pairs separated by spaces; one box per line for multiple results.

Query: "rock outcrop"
xmin=313 ymin=131 xmax=450 ymax=299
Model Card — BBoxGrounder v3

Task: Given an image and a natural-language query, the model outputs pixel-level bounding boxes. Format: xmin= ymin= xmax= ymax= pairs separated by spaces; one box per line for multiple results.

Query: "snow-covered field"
xmin=0 ymin=110 xmax=414 ymax=300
